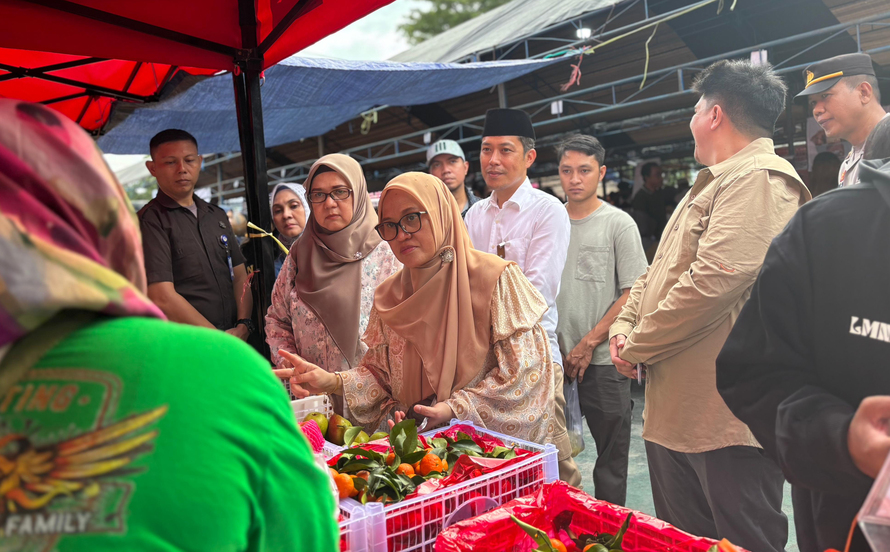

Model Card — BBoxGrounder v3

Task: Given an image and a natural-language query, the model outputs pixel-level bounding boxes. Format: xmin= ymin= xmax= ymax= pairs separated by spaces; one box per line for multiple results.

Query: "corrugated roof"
xmin=389 ymin=0 xmax=618 ymax=62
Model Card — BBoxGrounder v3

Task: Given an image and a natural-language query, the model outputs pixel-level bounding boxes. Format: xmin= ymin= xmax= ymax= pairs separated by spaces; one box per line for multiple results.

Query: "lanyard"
xmin=219 ymin=234 xmax=234 ymax=281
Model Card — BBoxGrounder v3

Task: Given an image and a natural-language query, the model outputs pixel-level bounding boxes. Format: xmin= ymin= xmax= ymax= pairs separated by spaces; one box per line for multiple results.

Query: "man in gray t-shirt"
xmin=555 ymin=135 xmax=648 ymax=505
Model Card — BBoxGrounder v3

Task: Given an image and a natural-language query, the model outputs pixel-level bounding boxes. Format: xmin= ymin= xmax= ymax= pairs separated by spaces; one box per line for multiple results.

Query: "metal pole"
xmin=498 ymin=83 xmax=508 ymax=108
xmin=232 ymin=69 xmax=274 ymax=358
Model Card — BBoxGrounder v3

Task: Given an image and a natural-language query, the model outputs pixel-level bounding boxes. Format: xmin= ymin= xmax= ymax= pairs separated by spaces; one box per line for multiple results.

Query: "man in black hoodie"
xmin=716 ymin=117 xmax=890 ymax=552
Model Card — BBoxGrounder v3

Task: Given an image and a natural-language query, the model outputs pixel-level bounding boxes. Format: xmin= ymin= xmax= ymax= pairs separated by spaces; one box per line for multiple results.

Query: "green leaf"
xmin=340 ymin=459 xmax=378 ymax=473
xmin=401 ymin=450 xmax=428 ymax=465
xmin=510 ymin=515 xmax=556 ymax=552
xmin=706 ymin=546 xmax=719 ymax=552
xmin=432 ymin=438 xmax=449 ymax=449
xmin=352 ymin=477 xmax=368 ymax=492
xmin=608 ymin=513 xmax=632 ymax=549
xmin=389 ymin=419 xmax=419 ymax=458
xmin=343 ymin=426 xmax=365 ymax=448
xmin=431 ymin=447 xmax=449 ymax=459
xmin=456 ymin=432 xmax=474 ymax=442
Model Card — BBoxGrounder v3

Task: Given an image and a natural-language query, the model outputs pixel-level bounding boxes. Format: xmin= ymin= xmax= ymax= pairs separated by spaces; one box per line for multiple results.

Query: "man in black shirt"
xmin=716 ymin=117 xmax=890 ymax=552
xmin=139 ymin=129 xmax=254 ymax=340
xmin=631 ymin=162 xmax=668 ymax=236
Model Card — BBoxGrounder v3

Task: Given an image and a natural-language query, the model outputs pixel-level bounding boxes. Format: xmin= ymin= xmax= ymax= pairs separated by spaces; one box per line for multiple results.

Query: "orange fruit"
xmin=440 ymin=458 xmax=448 ymax=472
xmin=550 ymin=539 xmax=568 ymax=552
xmin=419 ymin=453 xmax=443 ymax=476
xmin=356 ymin=470 xmax=370 ymax=481
xmin=386 ymin=452 xmax=396 ymax=466
xmin=330 ymin=468 xmax=339 ymax=478
xmin=395 ymin=463 xmax=415 ymax=477
xmin=334 ymin=473 xmax=358 ymax=499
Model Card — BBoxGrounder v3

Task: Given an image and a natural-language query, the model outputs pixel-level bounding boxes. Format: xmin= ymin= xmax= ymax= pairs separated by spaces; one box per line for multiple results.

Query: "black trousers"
xmin=646 ymin=441 xmax=788 ymax=552
xmin=577 ymin=365 xmax=632 ymax=505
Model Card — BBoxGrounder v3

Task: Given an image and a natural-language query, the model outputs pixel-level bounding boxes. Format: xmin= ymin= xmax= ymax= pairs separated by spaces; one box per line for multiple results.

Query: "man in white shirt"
xmin=465 ymin=108 xmax=580 ymax=486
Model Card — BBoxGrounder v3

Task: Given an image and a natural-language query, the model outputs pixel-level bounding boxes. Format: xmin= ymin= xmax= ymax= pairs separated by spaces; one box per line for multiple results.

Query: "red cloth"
xmin=435 ymin=481 xmax=746 ymax=552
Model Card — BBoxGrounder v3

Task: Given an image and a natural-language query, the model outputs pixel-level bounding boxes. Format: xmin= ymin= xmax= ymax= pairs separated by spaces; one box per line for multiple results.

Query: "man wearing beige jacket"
xmin=609 ymin=60 xmax=811 ymax=552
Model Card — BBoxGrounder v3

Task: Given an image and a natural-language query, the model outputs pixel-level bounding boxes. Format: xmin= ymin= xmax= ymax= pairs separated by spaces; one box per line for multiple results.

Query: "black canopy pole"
xmin=233 ymin=68 xmax=275 ymax=359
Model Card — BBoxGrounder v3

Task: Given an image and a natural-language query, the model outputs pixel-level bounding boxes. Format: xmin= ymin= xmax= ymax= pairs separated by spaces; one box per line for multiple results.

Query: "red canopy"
xmin=0 ymin=48 xmax=218 ymax=131
xmin=0 ymin=0 xmax=395 ymax=354
xmin=0 ymin=0 xmax=392 ymax=71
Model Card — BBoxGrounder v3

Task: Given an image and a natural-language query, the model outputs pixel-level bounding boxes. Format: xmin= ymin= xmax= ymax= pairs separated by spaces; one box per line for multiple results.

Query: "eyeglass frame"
xmin=374 ymin=211 xmax=428 ymax=241
xmin=306 ymin=187 xmax=353 ymax=204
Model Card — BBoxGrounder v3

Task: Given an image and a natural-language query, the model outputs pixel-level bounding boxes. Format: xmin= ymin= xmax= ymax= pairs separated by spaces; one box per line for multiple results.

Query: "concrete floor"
xmin=572 ymin=382 xmax=799 ymax=552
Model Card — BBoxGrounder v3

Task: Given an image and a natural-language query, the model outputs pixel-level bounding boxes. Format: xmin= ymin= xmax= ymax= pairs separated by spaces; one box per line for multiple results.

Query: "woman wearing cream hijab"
xmin=276 ymin=172 xmax=561 ymax=446
xmin=265 ymin=154 xmax=400 ymax=414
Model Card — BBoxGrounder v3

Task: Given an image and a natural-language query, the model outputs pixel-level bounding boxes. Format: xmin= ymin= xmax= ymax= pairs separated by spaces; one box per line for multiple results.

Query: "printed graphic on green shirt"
xmin=0 ymin=368 xmax=166 ymax=548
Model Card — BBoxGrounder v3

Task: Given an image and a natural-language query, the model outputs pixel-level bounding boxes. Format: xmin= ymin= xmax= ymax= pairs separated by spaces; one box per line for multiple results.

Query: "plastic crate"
xmin=435 ymin=481 xmax=744 ymax=552
xmin=339 ymin=419 xmax=559 ymax=552
xmin=338 ymin=502 xmax=369 ymax=552
xmin=291 ymin=394 xmax=334 ymax=423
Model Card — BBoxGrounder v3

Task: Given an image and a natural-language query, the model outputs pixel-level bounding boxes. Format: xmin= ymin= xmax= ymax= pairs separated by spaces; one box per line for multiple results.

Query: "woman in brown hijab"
xmin=276 ymin=172 xmax=562 ymax=446
xmin=265 ymin=154 xmax=400 ymax=414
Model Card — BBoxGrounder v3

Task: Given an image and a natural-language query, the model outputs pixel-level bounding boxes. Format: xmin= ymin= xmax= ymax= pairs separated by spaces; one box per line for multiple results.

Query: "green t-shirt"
xmin=0 ymin=317 xmax=337 ymax=552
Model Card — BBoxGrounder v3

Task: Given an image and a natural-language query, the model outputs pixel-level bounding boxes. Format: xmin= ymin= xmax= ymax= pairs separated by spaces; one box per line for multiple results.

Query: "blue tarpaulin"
xmin=98 ymin=56 xmax=559 ymax=154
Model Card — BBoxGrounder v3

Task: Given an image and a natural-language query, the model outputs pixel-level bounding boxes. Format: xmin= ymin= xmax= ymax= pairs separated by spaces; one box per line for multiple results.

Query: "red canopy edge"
xmin=0 ymin=0 xmax=394 ymax=71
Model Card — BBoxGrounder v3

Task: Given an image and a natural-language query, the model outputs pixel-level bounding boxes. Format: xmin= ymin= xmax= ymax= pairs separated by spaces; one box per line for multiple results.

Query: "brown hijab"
xmin=374 ymin=173 xmax=510 ymax=408
xmin=293 ymin=154 xmax=381 ymax=366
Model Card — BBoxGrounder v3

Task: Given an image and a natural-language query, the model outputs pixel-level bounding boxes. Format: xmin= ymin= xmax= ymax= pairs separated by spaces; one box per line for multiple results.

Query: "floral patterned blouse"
xmin=265 ymin=242 xmax=401 ymax=410
xmin=340 ymin=263 xmax=560 ymax=446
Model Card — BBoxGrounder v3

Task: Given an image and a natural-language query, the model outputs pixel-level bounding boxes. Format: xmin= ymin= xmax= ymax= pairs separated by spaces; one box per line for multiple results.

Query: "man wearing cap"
xmin=798 ymin=52 xmax=888 ymax=188
xmin=140 ymin=129 xmax=254 ymax=340
xmin=465 ymin=108 xmax=580 ymax=486
xmin=427 ymin=139 xmax=479 ymax=218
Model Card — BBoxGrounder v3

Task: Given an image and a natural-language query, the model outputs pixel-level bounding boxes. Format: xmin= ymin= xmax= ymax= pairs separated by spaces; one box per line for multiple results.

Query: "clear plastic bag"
xmin=564 ymin=377 xmax=585 ymax=457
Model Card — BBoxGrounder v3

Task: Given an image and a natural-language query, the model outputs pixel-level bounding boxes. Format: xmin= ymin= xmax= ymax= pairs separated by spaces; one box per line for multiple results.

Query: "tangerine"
xmin=550 ymin=539 xmax=568 ymax=552
xmin=356 ymin=470 xmax=370 ymax=481
xmin=334 ymin=473 xmax=358 ymax=499
xmin=419 ymin=453 xmax=443 ymax=476
xmin=386 ymin=452 xmax=396 ymax=466
xmin=440 ymin=458 xmax=449 ymax=472
xmin=396 ymin=463 xmax=415 ymax=477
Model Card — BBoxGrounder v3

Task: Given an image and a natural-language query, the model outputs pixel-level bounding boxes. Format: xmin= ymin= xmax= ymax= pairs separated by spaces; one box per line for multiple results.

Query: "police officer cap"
xmin=796 ymin=52 xmax=876 ymax=97
xmin=482 ymin=108 xmax=536 ymax=140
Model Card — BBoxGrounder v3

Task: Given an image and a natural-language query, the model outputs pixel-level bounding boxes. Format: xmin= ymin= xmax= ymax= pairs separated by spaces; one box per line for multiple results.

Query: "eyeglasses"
xmin=307 ymin=188 xmax=352 ymax=204
xmin=374 ymin=211 xmax=427 ymax=241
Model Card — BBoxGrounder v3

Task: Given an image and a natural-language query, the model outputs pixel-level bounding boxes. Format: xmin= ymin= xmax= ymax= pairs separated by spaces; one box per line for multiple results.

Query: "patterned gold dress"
xmin=341 ymin=263 xmax=559 ymax=445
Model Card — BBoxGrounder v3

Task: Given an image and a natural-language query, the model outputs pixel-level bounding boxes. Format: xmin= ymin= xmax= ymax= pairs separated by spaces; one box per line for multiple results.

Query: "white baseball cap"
xmin=426 ymin=139 xmax=466 ymax=165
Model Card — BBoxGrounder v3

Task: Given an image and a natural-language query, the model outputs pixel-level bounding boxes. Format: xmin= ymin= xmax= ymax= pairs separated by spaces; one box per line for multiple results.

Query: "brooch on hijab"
xmin=353 ymin=252 xmax=363 ymax=260
xmin=440 ymin=247 xmax=455 ymax=264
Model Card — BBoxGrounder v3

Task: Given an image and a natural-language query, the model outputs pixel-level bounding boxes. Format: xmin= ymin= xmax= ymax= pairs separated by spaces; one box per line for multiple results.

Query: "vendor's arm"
xmin=620 ymin=171 xmax=794 ymax=366
xmin=265 ymin=256 xmax=298 ymax=368
xmin=444 ymin=264 xmax=556 ymax=445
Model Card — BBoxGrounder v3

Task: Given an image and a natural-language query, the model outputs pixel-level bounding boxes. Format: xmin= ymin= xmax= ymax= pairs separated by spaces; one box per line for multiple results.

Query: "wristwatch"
xmin=235 ymin=318 xmax=256 ymax=334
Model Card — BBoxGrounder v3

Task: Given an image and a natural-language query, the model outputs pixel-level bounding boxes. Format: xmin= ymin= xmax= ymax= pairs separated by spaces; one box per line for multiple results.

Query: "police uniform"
xmin=139 ymin=190 xmax=246 ymax=330
xmin=796 ymin=53 xmax=881 ymax=188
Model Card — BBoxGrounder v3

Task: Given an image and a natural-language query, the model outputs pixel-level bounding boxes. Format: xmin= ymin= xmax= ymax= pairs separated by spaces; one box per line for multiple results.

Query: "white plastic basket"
xmin=338 ymin=502 xmax=369 ymax=552
xmin=338 ymin=419 xmax=559 ymax=552
xmin=291 ymin=394 xmax=334 ymax=424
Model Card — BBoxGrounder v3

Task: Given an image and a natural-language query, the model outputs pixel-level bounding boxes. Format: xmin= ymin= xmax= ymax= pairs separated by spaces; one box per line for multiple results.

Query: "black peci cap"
xmin=796 ymin=52 xmax=876 ymax=97
xmin=481 ymin=108 xmax=536 ymax=139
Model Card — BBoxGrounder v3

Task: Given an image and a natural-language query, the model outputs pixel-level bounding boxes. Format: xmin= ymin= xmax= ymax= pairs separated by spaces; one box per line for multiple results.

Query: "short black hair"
xmin=692 ymin=59 xmax=788 ymax=138
xmin=149 ymin=129 xmax=198 ymax=155
xmin=641 ymin=162 xmax=660 ymax=179
xmin=519 ymin=136 xmax=535 ymax=155
xmin=845 ymin=74 xmax=882 ymax=104
xmin=863 ymin=116 xmax=890 ymax=160
xmin=556 ymin=134 xmax=605 ymax=165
